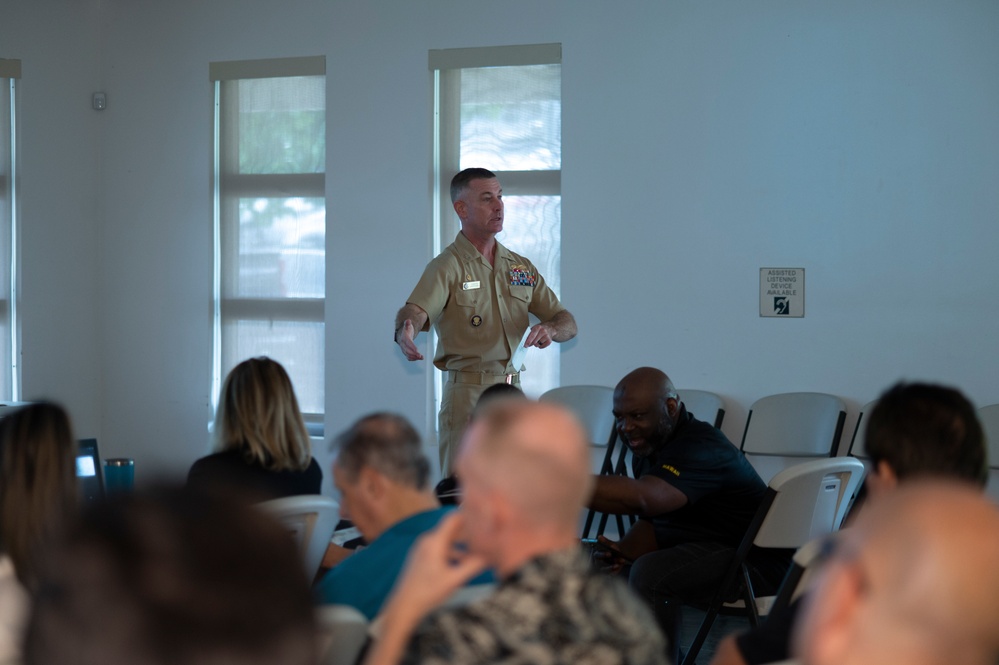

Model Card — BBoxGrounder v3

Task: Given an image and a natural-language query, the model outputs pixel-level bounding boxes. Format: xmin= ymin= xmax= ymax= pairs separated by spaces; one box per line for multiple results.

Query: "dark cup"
xmin=104 ymin=458 xmax=134 ymax=496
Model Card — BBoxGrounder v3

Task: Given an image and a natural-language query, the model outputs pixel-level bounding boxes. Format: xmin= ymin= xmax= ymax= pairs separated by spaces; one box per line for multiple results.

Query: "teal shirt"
xmin=314 ymin=506 xmax=493 ymax=619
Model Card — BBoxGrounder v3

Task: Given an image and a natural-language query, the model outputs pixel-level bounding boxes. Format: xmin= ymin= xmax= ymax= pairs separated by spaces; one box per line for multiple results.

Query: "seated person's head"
xmin=794 ymin=481 xmax=999 ymax=665
xmin=613 ymin=367 xmax=680 ymax=457
xmin=470 ymin=382 xmax=526 ymax=421
xmin=24 ymin=484 xmax=317 ymax=665
xmin=863 ymin=381 xmax=986 ymax=495
xmin=455 ymin=400 xmax=592 ymax=573
xmin=214 ymin=356 xmax=312 ymax=472
xmin=0 ymin=401 xmax=78 ymax=590
xmin=333 ymin=412 xmax=432 ymax=541
xmin=436 ymin=383 xmax=527 ymax=505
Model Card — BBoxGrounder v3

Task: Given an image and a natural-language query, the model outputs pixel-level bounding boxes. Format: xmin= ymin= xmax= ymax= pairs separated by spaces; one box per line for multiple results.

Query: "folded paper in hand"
xmin=510 ymin=328 xmax=531 ymax=372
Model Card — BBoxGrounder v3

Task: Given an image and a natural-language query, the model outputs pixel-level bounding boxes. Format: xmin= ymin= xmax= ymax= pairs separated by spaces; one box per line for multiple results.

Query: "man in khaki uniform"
xmin=395 ymin=168 xmax=577 ymax=473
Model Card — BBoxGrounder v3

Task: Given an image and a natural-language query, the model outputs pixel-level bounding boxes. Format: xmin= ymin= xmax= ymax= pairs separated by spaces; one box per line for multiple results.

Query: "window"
xmin=430 ymin=44 xmax=562 ymax=402
xmin=0 ymin=59 xmax=20 ymax=402
xmin=210 ymin=57 xmax=326 ymax=429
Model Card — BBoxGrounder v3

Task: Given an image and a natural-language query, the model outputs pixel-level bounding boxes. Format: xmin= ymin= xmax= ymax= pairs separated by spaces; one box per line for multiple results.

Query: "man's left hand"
xmin=525 ymin=323 xmax=553 ymax=349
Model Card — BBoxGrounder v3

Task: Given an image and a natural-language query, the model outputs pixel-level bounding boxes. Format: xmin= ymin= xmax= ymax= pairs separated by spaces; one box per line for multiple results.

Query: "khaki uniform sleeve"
xmin=527 ymin=262 xmax=565 ymax=323
xmin=406 ymin=253 xmax=455 ymax=332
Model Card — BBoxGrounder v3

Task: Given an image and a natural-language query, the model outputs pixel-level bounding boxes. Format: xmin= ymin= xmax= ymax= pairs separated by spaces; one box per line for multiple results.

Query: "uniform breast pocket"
xmin=507 ymin=285 xmax=532 ymax=304
xmin=455 ymin=289 xmax=479 ymax=309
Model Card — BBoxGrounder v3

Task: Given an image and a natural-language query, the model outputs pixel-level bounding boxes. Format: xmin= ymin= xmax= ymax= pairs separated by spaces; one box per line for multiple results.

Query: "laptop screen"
xmin=77 ymin=438 xmax=104 ymax=504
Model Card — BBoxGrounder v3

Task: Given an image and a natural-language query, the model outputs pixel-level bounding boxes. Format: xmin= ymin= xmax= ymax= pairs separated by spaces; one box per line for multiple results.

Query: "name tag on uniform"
xmin=462 ymin=281 xmax=481 ymax=290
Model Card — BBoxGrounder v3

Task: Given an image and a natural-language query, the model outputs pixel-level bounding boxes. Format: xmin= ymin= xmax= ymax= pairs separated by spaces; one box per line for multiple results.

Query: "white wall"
xmin=1 ymin=0 xmax=103 ymax=440
xmin=3 ymin=0 xmax=998 ymax=490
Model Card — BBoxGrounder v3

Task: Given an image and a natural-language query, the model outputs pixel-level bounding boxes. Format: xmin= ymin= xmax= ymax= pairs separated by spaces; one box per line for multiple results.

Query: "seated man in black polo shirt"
xmin=589 ymin=367 xmax=791 ymax=661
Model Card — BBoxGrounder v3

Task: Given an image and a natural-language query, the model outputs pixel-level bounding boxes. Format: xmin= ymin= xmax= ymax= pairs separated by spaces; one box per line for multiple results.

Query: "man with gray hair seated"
xmin=315 ymin=412 xmax=490 ymax=619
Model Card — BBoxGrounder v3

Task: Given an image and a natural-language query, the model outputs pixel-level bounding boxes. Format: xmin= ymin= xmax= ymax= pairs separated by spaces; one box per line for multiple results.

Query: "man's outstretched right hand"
xmin=396 ymin=319 xmax=424 ymax=361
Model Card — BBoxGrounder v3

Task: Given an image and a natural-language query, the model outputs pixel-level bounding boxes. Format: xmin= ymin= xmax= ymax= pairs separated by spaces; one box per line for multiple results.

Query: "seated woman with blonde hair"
xmin=0 ymin=401 xmax=79 ymax=661
xmin=187 ymin=357 xmax=322 ymax=502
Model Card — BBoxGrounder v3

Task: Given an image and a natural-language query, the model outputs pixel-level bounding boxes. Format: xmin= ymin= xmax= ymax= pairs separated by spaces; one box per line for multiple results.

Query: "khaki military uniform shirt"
xmin=407 ymin=232 xmax=565 ymax=375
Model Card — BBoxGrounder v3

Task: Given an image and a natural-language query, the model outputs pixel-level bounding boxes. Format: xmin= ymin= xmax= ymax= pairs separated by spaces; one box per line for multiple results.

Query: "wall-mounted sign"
xmin=760 ymin=268 xmax=804 ymax=318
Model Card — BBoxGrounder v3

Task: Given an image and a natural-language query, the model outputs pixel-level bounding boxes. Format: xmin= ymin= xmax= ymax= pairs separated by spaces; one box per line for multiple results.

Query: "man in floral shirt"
xmin=365 ymin=400 xmax=668 ymax=665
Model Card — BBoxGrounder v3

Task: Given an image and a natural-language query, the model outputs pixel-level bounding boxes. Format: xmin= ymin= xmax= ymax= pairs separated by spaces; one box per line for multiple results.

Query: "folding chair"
xmin=740 ymin=392 xmax=847 ymax=483
xmin=258 ymin=494 xmax=340 ymax=582
xmin=846 ymin=400 xmax=878 ymax=460
xmin=539 ymin=385 xmax=627 ymax=538
xmin=676 ymin=389 xmax=725 ymax=429
xmin=977 ymin=404 xmax=999 ymax=503
xmin=765 ymin=533 xmax=832 ymax=620
xmin=680 ymin=457 xmax=866 ymax=665
xmin=316 ymin=604 xmax=370 ymax=665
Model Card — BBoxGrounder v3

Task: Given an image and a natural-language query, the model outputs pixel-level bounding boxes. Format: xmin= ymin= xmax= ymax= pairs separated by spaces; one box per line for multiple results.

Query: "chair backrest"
xmin=677 ymin=389 xmax=725 ymax=429
xmin=541 ymin=385 xmax=632 ymax=540
xmin=315 ymin=604 xmax=370 ymax=665
xmin=977 ymin=404 xmax=999 ymax=502
xmin=740 ymin=392 xmax=847 ymax=482
xmin=847 ymin=400 xmax=878 ymax=459
xmin=539 ymin=385 xmax=615 ymax=447
xmin=258 ymin=494 xmax=340 ymax=581
xmin=539 ymin=385 xmax=616 ymax=475
xmin=754 ymin=457 xmax=866 ymax=549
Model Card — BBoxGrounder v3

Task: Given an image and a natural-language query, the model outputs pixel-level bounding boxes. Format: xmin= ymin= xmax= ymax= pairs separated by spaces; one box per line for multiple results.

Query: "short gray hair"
xmin=332 ymin=413 xmax=429 ymax=490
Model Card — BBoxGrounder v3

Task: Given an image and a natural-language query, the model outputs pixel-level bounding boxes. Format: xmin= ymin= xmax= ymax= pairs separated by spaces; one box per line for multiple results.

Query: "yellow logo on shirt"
xmin=661 ymin=464 xmax=680 ymax=477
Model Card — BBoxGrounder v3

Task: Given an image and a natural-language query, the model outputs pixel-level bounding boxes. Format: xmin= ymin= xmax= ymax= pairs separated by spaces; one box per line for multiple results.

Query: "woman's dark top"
xmin=186 ymin=448 xmax=323 ymax=503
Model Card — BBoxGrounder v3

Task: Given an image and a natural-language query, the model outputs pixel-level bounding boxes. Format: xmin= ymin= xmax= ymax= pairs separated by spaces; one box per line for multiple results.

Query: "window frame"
xmin=210 ymin=56 xmax=326 ymax=432
xmin=0 ymin=58 xmax=21 ymax=402
xmin=428 ymin=44 xmax=563 ymax=433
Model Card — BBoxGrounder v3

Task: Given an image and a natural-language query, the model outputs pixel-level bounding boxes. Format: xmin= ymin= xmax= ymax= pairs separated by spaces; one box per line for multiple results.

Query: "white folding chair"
xmin=539 ymin=385 xmax=616 ymax=471
xmin=846 ymin=400 xmax=878 ymax=460
xmin=680 ymin=457 xmax=866 ymax=665
xmin=676 ymin=389 xmax=726 ymax=429
xmin=977 ymin=404 xmax=999 ymax=503
xmin=315 ymin=604 xmax=370 ymax=665
xmin=739 ymin=392 xmax=847 ymax=483
xmin=765 ymin=532 xmax=835 ymax=621
xmin=539 ymin=385 xmax=628 ymax=539
xmin=257 ymin=494 xmax=340 ymax=582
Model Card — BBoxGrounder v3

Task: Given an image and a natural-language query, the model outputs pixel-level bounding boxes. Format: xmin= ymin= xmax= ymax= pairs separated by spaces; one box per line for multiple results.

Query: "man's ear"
xmin=795 ymin=562 xmax=866 ymax=665
xmin=453 ymin=199 xmax=466 ymax=221
xmin=867 ymin=460 xmax=899 ymax=498
xmin=358 ymin=466 xmax=386 ymax=501
xmin=665 ymin=397 xmax=679 ymax=420
xmin=489 ymin=490 xmax=514 ymax=535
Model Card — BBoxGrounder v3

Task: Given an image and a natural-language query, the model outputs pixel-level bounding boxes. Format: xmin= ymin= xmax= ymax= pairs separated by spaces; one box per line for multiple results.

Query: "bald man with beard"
xmin=793 ymin=481 xmax=999 ymax=665
xmin=364 ymin=400 xmax=667 ymax=665
xmin=589 ymin=367 xmax=790 ymax=660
